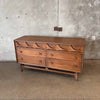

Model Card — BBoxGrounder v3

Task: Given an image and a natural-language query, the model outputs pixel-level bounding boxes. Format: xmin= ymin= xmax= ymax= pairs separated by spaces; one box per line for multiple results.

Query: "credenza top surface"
xmin=15 ymin=35 xmax=85 ymax=46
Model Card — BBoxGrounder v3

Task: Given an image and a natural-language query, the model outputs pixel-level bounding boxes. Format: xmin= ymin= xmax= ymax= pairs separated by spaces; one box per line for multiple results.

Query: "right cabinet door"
xmin=46 ymin=50 xmax=82 ymax=72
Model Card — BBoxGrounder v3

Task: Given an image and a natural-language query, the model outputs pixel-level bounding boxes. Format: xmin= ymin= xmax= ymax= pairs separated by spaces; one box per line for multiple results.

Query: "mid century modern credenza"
xmin=14 ymin=36 xmax=85 ymax=80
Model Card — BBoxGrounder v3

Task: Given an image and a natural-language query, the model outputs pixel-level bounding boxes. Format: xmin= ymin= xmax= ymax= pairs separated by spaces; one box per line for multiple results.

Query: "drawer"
xmin=47 ymin=50 xmax=82 ymax=61
xmin=60 ymin=44 xmax=84 ymax=53
xmin=15 ymin=41 xmax=46 ymax=49
xmin=46 ymin=43 xmax=84 ymax=53
xmin=47 ymin=58 xmax=82 ymax=72
xmin=17 ymin=55 xmax=45 ymax=66
xmin=17 ymin=47 xmax=46 ymax=57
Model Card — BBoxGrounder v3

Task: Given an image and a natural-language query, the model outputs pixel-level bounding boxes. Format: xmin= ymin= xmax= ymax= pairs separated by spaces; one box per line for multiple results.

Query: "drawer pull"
xmin=25 ymin=42 xmax=30 ymax=46
xmin=20 ymin=51 xmax=23 ymax=53
xmin=74 ymin=65 xmax=77 ymax=68
xmin=16 ymin=41 xmax=20 ymax=46
xmin=75 ymin=56 xmax=77 ymax=59
xmin=39 ymin=52 xmax=42 ymax=55
xmin=51 ymin=62 xmax=54 ymax=64
xmin=21 ymin=58 xmax=23 ymax=60
xmin=51 ymin=54 xmax=54 ymax=56
xmin=39 ymin=60 xmax=42 ymax=63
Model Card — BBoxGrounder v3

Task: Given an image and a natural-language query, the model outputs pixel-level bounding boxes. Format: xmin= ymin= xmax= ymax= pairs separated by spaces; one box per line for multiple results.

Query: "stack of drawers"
xmin=14 ymin=36 xmax=85 ymax=80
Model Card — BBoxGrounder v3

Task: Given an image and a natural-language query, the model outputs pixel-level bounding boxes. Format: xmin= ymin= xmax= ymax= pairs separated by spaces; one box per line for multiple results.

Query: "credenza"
xmin=14 ymin=36 xmax=85 ymax=80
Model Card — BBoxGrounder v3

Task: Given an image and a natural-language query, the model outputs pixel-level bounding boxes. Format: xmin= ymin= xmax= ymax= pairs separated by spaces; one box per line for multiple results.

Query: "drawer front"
xmin=47 ymin=50 xmax=82 ymax=61
xmin=46 ymin=43 xmax=84 ymax=53
xmin=47 ymin=58 xmax=82 ymax=72
xmin=60 ymin=44 xmax=84 ymax=53
xmin=15 ymin=41 xmax=84 ymax=53
xmin=17 ymin=47 xmax=46 ymax=57
xmin=17 ymin=55 xmax=45 ymax=66
xmin=15 ymin=41 xmax=46 ymax=49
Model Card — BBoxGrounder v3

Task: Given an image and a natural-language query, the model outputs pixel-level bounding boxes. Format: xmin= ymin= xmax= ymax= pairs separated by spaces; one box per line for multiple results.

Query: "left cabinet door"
xmin=16 ymin=47 xmax=46 ymax=67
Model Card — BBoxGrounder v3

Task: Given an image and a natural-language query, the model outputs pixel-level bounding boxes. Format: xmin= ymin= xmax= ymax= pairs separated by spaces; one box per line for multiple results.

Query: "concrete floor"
xmin=0 ymin=60 xmax=100 ymax=100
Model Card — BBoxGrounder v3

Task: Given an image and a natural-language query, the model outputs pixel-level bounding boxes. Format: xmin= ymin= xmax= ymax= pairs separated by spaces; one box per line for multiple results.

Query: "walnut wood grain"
xmin=47 ymin=58 xmax=81 ymax=72
xmin=18 ymin=55 xmax=45 ymax=66
xmin=20 ymin=64 xmax=24 ymax=72
xmin=24 ymin=65 xmax=78 ymax=80
xmin=47 ymin=50 xmax=82 ymax=61
xmin=14 ymin=36 xmax=85 ymax=80
xmin=17 ymin=47 xmax=46 ymax=57
xmin=15 ymin=36 xmax=85 ymax=46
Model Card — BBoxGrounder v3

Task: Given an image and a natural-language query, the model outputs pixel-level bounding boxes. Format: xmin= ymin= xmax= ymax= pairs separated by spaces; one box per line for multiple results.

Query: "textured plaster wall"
xmin=0 ymin=0 xmax=100 ymax=61
xmin=59 ymin=0 xmax=100 ymax=59
xmin=0 ymin=0 xmax=57 ymax=61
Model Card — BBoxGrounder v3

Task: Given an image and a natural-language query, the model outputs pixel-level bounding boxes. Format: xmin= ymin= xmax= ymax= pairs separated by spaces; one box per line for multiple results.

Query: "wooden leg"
xmin=46 ymin=67 xmax=48 ymax=70
xmin=21 ymin=64 xmax=24 ymax=72
xmin=74 ymin=73 xmax=78 ymax=81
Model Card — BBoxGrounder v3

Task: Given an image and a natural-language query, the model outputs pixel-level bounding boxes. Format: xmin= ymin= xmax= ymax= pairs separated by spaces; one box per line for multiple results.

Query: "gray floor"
xmin=0 ymin=60 xmax=100 ymax=100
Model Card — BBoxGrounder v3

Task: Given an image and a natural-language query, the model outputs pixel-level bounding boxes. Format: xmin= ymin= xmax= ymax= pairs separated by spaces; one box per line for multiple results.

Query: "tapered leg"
xmin=20 ymin=64 xmax=24 ymax=72
xmin=74 ymin=73 xmax=78 ymax=81
xmin=46 ymin=67 xmax=48 ymax=70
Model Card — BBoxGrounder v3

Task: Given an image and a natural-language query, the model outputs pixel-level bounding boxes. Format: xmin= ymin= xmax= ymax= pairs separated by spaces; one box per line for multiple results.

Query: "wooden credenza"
xmin=14 ymin=36 xmax=85 ymax=80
